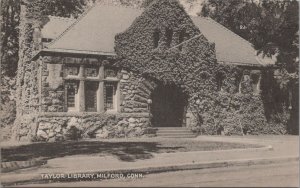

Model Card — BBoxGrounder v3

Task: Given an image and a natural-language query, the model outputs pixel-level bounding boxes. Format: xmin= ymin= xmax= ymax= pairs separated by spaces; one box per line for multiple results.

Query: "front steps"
xmin=155 ymin=127 xmax=196 ymax=138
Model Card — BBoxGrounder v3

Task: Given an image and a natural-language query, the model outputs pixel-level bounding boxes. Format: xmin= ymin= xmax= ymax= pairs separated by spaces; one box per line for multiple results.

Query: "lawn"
xmin=1 ymin=138 xmax=261 ymax=162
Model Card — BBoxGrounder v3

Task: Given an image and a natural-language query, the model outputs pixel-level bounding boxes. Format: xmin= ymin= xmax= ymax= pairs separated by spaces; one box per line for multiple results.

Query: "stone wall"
xmin=30 ymin=55 xmax=155 ymax=141
xmin=119 ymin=70 xmax=156 ymax=113
xmin=12 ymin=58 xmax=41 ymax=141
xmin=14 ymin=0 xmax=288 ymax=141
xmin=35 ymin=113 xmax=151 ymax=141
xmin=16 ymin=52 xmax=285 ymax=141
xmin=41 ymin=62 xmax=65 ymax=112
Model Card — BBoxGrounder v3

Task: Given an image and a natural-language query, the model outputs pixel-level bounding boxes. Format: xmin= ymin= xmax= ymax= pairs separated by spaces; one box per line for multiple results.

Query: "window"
xmin=65 ymin=65 xmax=79 ymax=76
xmin=63 ymin=65 xmax=119 ymax=112
xmin=166 ymin=28 xmax=173 ymax=48
xmin=65 ymin=82 xmax=78 ymax=111
xmin=250 ymin=73 xmax=260 ymax=94
xmin=67 ymin=89 xmax=75 ymax=108
xmin=178 ymin=29 xmax=185 ymax=51
xmin=216 ymin=72 xmax=226 ymax=91
xmin=85 ymin=82 xmax=98 ymax=112
xmin=104 ymin=82 xmax=117 ymax=110
xmin=42 ymin=38 xmax=53 ymax=43
xmin=85 ymin=67 xmax=98 ymax=77
xmin=153 ymin=29 xmax=160 ymax=48
xmin=235 ymin=74 xmax=243 ymax=93
xmin=105 ymin=68 xmax=117 ymax=78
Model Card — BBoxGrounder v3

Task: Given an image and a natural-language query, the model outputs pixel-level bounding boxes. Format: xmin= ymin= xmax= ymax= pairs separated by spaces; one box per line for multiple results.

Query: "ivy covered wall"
xmin=29 ymin=54 xmax=154 ymax=141
xmin=115 ymin=0 xmax=286 ymax=135
xmin=14 ymin=0 xmax=289 ymax=141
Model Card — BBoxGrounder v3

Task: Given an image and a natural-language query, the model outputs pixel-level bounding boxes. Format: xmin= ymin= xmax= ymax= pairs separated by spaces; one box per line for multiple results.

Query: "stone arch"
xmin=150 ymin=82 xmax=188 ymax=127
xmin=115 ymin=0 xmax=218 ymax=132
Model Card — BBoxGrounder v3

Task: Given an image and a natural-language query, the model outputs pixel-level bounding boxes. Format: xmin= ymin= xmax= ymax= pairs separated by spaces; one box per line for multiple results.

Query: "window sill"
xmin=104 ymin=77 xmax=119 ymax=81
xmin=105 ymin=109 xmax=118 ymax=114
xmin=67 ymin=108 xmax=77 ymax=112
xmin=64 ymin=75 xmax=80 ymax=79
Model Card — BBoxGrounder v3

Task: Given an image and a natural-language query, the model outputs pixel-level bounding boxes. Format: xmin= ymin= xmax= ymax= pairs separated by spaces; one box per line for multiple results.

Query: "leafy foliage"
xmin=115 ymin=0 xmax=286 ymax=135
xmin=1 ymin=0 xmax=20 ymax=77
xmin=0 ymin=0 xmax=88 ymax=141
xmin=200 ymin=0 xmax=299 ymax=134
xmin=0 ymin=0 xmax=86 ymax=77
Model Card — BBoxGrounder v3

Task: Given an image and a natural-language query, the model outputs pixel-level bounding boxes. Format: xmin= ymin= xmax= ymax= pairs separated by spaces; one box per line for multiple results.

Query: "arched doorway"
xmin=150 ymin=84 xmax=188 ymax=127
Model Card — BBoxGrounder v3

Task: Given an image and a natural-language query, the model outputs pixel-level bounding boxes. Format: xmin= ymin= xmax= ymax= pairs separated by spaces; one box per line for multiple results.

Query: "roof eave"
xmin=32 ymin=48 xmax=117 ymax=60
xmin=43 ymin=48 xmax=117 ymax=56
xmin=33 ymin=49 xmax=276 ymax=69
xmin=218 ymin=61 xmax=276 ymax=68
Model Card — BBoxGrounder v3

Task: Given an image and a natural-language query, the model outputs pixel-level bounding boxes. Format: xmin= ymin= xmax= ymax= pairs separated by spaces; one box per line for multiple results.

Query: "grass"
xmin=1 ymin=138 xmax=261 ymax=163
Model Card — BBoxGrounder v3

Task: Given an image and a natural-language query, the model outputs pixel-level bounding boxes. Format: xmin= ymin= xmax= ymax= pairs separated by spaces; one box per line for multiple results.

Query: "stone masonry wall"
xmin=12 ymin=58 xmax=41 ymax=141
xmin=36 ymin=113 xmax=151 ymax=141
xmin=120 ymin=69 xmax=157 ymax=114
xmin=41 ymin=62 xmax=65 ymax=112
xmin=33 ymin=55 xmax=154 ymax=141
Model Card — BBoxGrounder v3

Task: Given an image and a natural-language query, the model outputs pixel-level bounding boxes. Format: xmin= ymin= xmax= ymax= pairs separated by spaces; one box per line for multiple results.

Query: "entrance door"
xmin=150 ymin=84 xmax=187 ymax=127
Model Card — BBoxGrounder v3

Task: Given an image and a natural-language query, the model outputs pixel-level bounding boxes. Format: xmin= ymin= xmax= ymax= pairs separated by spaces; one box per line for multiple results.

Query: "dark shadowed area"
xmin=1 ymin=139 xmax=261 ymax=162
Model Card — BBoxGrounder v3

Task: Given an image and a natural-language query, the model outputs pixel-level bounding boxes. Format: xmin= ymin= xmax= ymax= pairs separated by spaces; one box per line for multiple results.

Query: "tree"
xmin=1 ymin=0 xmax=20 ymax=77
xmin=0 ymin=0 xmax=87 ymax=137
xmin=200 ymin=0 xmax=299 ymax=134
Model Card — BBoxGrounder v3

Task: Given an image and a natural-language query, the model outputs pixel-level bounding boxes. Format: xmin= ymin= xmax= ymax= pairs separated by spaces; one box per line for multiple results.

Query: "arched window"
xmin=235 ymin=74 xmax=243 ymax=93
xmin=216 ymin=72 xmax=226 ymax=91
xmin=166 ymin=28 xmax=173 ymax=48
xmin=153 ymin=29 xmax=160 ymax=48
xmin=250 ymin=72 xmax=260 ymax=94
xmin=178 ymin=29 xmax=185 ymax=51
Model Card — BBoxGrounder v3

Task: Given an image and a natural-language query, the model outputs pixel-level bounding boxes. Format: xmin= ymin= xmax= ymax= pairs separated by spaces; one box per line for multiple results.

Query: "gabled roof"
xmin=41 ymin=16 xmax=76 ymax=39
xmin=191 ymin=17 xmax=264 ymax=66
xmin=45 ymin=4 xmax=142 ymax=56
xmin=42 ymin=3 xmax=274 ymax=66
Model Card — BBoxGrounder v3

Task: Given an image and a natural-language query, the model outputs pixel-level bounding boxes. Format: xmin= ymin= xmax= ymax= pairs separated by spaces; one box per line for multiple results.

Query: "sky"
xmin=179 ymin=0 xmax=205 ymax=16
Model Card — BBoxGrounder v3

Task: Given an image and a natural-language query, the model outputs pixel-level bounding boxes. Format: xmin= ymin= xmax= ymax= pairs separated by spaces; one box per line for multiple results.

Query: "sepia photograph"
xmin=0 ymin=0 xmax=299 ymax=187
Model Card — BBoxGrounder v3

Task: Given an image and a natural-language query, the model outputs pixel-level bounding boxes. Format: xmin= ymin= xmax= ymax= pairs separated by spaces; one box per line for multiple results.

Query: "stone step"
xmin=155 ymin=127 xmax=196 ymax=138
xmin=156 ymin=133 xmax=195 ymax=136
xmin=159 ymin=135 xmax=197 ymax=138
xmin=157 ymin=135 xmax=196 ymax=138
xmin=156 ymin=129 xmax=192 ymax=132
xmin=157 ymin=132 xmax=194 ymax=136
xmin=156 ymin=130 xmax=195 ymax=134
xmin=155 ymin=127 xmax=188 ymax=129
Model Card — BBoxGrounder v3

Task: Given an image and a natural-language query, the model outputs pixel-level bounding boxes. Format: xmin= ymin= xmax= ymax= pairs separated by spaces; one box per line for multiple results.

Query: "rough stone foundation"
xmin=35 ymin=113 xmax=151 ymax=141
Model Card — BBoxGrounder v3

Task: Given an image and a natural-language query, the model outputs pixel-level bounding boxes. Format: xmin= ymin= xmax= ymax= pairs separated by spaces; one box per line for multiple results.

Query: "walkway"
xmin=1 ymin=135 xmax=298 ymax=186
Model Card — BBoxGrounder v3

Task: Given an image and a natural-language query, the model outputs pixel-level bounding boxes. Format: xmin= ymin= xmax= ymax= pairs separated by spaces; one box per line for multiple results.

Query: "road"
xmin=17 ymin=161 xmax=299 ymax=187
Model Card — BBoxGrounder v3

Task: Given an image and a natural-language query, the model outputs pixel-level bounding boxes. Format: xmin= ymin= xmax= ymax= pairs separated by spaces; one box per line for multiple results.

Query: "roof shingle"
xmin=43 ymin=4 xmax=274 ymax=66
xmin=47 ymin=5 xmax=142 ymax=55
xmin=42 ymin=16 xmax=76 ymax=39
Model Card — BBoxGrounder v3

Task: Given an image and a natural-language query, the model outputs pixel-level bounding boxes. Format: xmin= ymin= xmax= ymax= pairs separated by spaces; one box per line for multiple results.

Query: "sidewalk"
xmin=1 ymin=135 xmax=298 ymax=186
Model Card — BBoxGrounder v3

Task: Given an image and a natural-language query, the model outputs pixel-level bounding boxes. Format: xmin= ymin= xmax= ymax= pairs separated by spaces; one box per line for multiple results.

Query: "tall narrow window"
xmin=235 ymin=74 xmax=243 ymax=93
xmin=85 ymin=82 xmax=98 ymax=112
xmin=216 ymin=72 xmax=225 ymax=91
xmin=104 ymin=83 xmax=117 ymax=110
xmin=250 ymin=73 xmax=260 ymax=94
xmin=153 ymin=29 xmax=160 ymax=48
xmin=178 ymin=29 xmax=185 ymax=51
xmin=65 ymin=82 xmax=78 ymax=111
xmin=166 ymin=28 xmax=173 ymax=48
xmin=67 ymin=88 xmax=75 ymax=108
